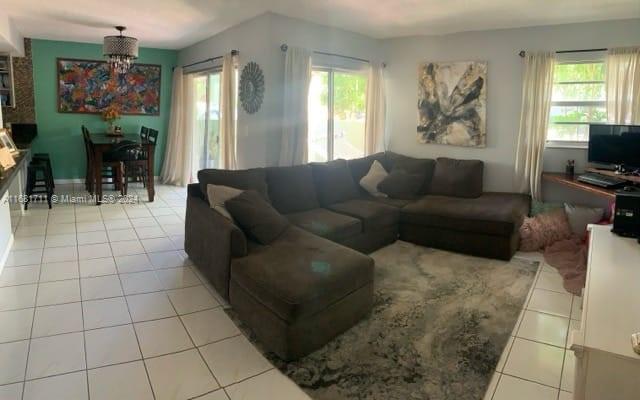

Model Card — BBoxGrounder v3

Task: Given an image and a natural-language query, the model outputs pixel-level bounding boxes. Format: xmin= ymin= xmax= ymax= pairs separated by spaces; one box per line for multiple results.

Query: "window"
xmin=547 ymin=57 xmax=607 ymax=146
xmin=192 ymin=71 xmax=221 ymax=174
xmin=308 ymin=68 xmax=367 ymax=162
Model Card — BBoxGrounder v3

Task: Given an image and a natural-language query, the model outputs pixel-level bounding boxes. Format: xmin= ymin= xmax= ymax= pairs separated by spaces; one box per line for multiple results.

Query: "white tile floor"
xmin=0 ymin=183 xmax=309 ymax=400
xmin=484 ymin=253 xmax=581 ymax=400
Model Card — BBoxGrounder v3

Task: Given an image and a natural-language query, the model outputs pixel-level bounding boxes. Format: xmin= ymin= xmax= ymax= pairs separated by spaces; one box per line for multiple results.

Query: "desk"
xmin=90 ymin=133 xmax=155 ymax=205
xmin=542 ymin=173 xmax=616 ymax=199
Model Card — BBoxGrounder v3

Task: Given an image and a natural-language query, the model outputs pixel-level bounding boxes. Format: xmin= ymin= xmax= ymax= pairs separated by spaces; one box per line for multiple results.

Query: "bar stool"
xmin=25 ymin=159 xmax=54 ymax=209
xmin=32 ymin=153 xmax=54 ymax=189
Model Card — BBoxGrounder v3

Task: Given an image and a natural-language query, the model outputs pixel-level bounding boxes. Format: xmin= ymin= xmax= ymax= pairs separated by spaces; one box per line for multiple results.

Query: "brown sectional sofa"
xmin=185 ymin=152 xmax=530 ymax=360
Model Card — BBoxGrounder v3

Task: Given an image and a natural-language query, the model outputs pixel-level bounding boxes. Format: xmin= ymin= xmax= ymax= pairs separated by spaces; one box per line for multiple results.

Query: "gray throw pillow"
xmin=564 ymin=203 xmax=603 ymax=237
xmin=206 ymin=184 xmax=243 ymax=219
xmin=225 ymin=190 xmax=290 ymax=244
xmin=359 ymin=160 xmax=388 ymax=197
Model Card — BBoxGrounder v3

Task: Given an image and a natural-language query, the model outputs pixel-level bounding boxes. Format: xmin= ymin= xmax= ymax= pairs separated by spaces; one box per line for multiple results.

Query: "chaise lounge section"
xmin=185 ymin=151 xmax=530 ymax=360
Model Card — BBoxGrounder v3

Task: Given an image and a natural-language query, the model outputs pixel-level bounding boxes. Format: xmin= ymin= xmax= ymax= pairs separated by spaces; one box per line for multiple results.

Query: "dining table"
xmin=90 ymin=133 xmax=155 ymax=205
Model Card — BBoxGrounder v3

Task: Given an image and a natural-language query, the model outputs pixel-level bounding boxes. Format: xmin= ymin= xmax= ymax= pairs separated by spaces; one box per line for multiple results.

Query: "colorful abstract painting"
xmin=57 ymin=58 xmax=161 ymax=115
xmin=417 ymin=61 xmax=486 ymax=147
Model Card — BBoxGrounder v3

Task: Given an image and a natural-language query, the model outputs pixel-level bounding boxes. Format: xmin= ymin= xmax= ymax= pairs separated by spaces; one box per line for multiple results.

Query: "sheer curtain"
xmin=606 ymin=47 xmax=640 ymax=124
xmin=365 ymin=62 xmax=386 ymax=154
xmin=220 ymin=53 xmax=238 ymax=169
xmin=161 ymin=67 xmax=195 ymax=186
xmin=514 ymin=52 xmax=556 ymax=200
xmin=279 ymin=47 xmax=312 ymax=166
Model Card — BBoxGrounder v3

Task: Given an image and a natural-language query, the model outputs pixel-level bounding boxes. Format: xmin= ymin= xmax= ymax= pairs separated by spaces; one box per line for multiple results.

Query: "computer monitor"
xmin=588 ymin=124 xmax=640 ymax=168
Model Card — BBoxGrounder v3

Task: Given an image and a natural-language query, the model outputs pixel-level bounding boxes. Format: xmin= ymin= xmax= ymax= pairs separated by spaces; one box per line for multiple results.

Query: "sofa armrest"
xmin=185 ymin=191 xmax=247 ymax=300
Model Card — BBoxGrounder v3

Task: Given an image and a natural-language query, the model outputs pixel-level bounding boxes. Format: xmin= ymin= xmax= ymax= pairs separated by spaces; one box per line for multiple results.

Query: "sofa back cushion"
xmin=384 ymin=152 xmax=436 ymax=195
xmin=225 ymin=190 xmax=290 ymax=245
xmin=430 ymin=157 xmax=483 ymax=198
xmin=198 ymin=168 xmax=268 ymax=202
xmin=311 ymin=159 xmax=360 ymax=206
xmin=265 ymin=165 xmax=319 ymax=214
xmin=378 ymin=170 xmax=425 ymax=199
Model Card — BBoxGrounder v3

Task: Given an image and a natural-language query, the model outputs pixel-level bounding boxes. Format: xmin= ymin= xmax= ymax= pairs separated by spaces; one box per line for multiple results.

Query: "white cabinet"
xmin=569 ymin=225 xmax=640 ymax=400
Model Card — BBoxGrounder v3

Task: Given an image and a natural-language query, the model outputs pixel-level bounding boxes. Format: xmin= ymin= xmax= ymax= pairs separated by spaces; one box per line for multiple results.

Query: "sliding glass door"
xmin=192 ymin=71 xmax=221 ymax=175
xmin=308 ymin=68 xmax=367 ymax=162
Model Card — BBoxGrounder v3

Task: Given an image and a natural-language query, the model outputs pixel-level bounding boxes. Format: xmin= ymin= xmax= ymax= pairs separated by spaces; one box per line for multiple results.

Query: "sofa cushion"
xmin=401 ymin=193 xmax=530 ymax=236
xmin=265 ymin=165 xmax=319 ymax=214
xmin=311 ymin=159 xmax=360 ymax=206
xmin=347 ymin=152 xmax=386 ymax=186
xmin=286 ymin=208 xmax=362 ymax=242
xmin=367 ymin=196 xmax=414 ymax=208
xmin=198 ymin=168 xmax=268 ymax=202
xmin=378 ymin=170 xmax=425 ymax=200
xmin=327 ymin=199 xmax=399 ymax=231
xmin=225 ymin=191 xmax=289 ymax=245
xmin=230 ymin=226 xmax=374 ymax=322
xmin=384 ymin=152 xmax=436 ymax=194
xmin=430 ymin=157 xmax=483 ymax=198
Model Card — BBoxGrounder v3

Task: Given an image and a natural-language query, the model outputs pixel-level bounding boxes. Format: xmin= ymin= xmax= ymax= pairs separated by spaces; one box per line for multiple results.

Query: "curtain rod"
xmin=280 ymin=43 xmax=370 ymax=64
xmin=181 ymin=49 xmax=239 ymax=69
xmin=518 ymin=48 xmax=608 ymax=57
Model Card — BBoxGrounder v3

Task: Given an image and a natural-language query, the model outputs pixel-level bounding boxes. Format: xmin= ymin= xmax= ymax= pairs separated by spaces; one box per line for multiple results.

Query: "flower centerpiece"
xmin=101 ymin=104 xmax=121 ymax=134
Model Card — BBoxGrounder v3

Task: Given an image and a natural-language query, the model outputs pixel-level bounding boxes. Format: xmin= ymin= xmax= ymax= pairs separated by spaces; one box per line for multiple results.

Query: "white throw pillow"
xmin=564 ymin=203 xmax=604 ymax=237
xmin=359 ymin=160 xmax=389 ymax=197
xmin=207 ymin=184 xmax=243 ymax=219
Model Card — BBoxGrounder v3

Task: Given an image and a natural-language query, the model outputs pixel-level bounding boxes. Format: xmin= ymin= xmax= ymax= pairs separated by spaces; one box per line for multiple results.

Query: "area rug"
xmin=231 ymin=241 xmax=538 ymax=400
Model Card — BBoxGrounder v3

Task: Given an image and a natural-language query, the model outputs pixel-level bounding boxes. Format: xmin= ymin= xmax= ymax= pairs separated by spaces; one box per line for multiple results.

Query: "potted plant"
xmin=101 ymin=104 xmax=121 ymax=134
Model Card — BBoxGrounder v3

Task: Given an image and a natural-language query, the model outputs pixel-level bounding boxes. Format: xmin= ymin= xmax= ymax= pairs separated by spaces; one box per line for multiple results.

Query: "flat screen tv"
xmin=588 ymin=124 xmax=640 ymax=168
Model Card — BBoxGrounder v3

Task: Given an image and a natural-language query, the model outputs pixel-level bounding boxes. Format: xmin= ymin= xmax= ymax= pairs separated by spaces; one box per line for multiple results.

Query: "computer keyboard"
xmin=577 ymin=172 xmax=627 ymax=188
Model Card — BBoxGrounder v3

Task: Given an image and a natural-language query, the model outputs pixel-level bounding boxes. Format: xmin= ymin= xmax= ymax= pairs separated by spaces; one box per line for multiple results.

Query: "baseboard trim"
xmin=54 ymin=176 xmax=161 ymax=185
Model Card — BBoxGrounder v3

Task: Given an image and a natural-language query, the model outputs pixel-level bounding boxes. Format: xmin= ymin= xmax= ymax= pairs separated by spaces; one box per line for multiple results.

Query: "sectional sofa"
xmin=185 ymin=152 xmax=530 ymax=360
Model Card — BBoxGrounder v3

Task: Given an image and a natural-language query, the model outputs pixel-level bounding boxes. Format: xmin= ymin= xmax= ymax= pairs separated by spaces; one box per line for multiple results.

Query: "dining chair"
xmin=140 ymin=126 xmax=149 ymax=142
xmin=110 ymin=142 xmax=146 ymax=196
xmin=82 ymin=126 xmax=123 ymax=194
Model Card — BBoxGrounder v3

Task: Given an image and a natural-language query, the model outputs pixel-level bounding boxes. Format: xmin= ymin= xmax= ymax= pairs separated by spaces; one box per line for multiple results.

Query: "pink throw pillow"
xmin=519 ymin=209 xmax=573 ymax=251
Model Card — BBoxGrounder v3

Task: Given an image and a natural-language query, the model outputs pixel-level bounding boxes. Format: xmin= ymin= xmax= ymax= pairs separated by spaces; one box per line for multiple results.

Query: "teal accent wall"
xmin=31 ymin=39 xmax=177 ymax=179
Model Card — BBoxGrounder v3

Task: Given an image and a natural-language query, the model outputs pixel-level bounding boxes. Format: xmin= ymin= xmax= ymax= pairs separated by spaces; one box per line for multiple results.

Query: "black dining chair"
xmin=110 ymin=142 xmax=147 ymax=196
xmin=82 ymin=125 xmax=123 ymax=194
xmin=140 ymin=126 xmax=149 ymax=142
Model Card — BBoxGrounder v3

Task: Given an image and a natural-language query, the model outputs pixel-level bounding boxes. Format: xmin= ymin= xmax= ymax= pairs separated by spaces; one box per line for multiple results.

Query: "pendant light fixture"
xmin=103 ymin=26 xmax=138 ymax=74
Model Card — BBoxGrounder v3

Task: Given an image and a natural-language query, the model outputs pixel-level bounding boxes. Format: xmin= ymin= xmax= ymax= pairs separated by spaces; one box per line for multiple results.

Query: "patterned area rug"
xmin=233 ymin=241 xmax=538 ymax=400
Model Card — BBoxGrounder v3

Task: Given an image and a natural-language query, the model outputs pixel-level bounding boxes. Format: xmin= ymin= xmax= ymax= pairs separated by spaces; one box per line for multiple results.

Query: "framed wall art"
xmin=417 ymin=61 xmax=487 ymax=147
xmin=57 ymin=58 xmax=161 ymax=115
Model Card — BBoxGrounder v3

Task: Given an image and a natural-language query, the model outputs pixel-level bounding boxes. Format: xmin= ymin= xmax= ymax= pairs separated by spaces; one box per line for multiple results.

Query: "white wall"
xmin=179 ymin=14 xmax=275 ymax=169
xmin=178 ymin=12 xmax=382 ymax=168
xmin=383 ymin=19 xmax=640 ymax=194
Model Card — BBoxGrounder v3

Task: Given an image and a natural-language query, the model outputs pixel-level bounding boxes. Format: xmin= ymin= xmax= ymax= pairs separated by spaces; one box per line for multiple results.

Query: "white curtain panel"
xmin=365 ymin=62 xmax=387 ymax=154
xmin=279 ymin=47 xmax=312 ymax=166
xmin=514 ymin=52 xmax=556 ymax=200
xmin=160 ymin=67 xmax=195 ymax=186
xmin=220 ymin=53 xmax=238 ymax=170
xmin=606 ymin=47 xmax=640 ymax=124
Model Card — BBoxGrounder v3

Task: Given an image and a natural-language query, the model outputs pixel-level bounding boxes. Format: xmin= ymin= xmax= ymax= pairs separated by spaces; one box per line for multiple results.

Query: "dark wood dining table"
xmin=90 ymin=133 xmax=155 ymax=205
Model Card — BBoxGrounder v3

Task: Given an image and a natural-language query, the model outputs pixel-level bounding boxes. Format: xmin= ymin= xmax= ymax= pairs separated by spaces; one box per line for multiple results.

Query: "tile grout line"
xmin=163 ymin=271 xmax=224 ymax=391
xmin=116 ymin=268 xmax=157 ymax=400
xmin=19 ymin=208 xmax=48 ymax=400
xmin=76 ymin=235 xmax=91 ymax=400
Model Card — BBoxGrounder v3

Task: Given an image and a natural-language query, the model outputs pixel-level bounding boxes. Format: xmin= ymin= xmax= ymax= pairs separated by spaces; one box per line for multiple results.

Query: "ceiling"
xmin=3 ymin=0 xmax=639 ymax=49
